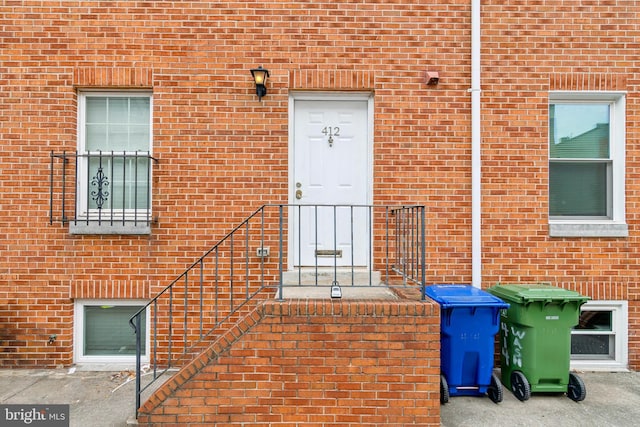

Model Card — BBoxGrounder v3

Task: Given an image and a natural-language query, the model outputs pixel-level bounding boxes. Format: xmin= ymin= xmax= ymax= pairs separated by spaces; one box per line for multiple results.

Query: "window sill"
xmin=549 ymin=222 xmax=628 ymax=238
xmin=70 ymin=221 xmax=151 ymax=235
xmin=570 ymin=360 xmax=629 ymax=372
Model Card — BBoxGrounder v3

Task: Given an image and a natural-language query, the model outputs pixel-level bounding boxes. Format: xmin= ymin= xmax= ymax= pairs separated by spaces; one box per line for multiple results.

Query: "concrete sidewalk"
xmin=441 ymin=370 xmax=640 ymax=427
xmin=0 ymin=368 xmax=169 ymax=427
xmin=0 ymin=368 xmax=638 ymax=426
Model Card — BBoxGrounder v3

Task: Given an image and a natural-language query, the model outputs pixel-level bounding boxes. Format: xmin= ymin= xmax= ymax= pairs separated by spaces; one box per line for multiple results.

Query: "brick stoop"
xmin=136 ymin=296 xmax=441 ymax=426
xmin=137 ymin=305 xmax=266 ymax=417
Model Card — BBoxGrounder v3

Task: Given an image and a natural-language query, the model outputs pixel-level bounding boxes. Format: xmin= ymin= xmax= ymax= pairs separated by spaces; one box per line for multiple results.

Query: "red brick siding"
xmin=0 ymin=0 xmax=639 ymax=370
xmin=137 ymin=299 xmax=441 ymax=426
xmin=481 ymin=0 xmax=640 ymax=368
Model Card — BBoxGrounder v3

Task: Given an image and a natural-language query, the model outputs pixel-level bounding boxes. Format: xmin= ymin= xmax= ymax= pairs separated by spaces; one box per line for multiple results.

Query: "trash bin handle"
xmin=443 ymin=309 xmax=452 ymax=327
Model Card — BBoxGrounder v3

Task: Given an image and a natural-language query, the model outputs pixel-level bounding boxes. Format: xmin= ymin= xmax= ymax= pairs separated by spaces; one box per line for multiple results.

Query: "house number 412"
xmin=322 ymin=126 xmax=340 ymax=147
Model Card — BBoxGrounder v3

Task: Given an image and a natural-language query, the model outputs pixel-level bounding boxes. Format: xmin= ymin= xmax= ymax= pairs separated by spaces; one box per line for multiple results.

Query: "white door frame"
xmin=288 ymin=91 xmax=374 ymax=270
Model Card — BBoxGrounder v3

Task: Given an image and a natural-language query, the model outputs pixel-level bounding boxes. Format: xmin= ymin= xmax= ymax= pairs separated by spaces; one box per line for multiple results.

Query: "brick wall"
xmin=1 ymin=1 xmax=639 ymax=370
xmin=480 ymin=0 xmax=640 ymax=368
xmin=0 ymin=0 xmax=470 ymax=367
xmin=137 ymin=299 xmax=441 ymax=426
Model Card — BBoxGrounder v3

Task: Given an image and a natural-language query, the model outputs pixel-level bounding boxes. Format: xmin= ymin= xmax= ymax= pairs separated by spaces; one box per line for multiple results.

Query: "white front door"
xmin=291 ymin=95 xmax=371 ymax=267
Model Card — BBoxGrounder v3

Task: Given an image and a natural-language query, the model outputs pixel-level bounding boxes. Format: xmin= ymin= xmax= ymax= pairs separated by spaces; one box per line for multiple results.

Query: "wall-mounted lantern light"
xmin=250 ymin=66 xmax=270 ymax=101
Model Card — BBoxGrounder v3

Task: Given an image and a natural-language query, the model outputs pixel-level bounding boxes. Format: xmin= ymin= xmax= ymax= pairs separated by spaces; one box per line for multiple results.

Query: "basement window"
xmin=74 ymin=300 xmax=149 ymax=366
xmin=571 ymin=300 xmax=628 ymax=371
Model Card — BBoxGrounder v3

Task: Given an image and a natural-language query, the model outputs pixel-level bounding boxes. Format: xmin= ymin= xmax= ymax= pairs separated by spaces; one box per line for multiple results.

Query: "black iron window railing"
xmin=49 ymin=151 xmax=158 ymax=229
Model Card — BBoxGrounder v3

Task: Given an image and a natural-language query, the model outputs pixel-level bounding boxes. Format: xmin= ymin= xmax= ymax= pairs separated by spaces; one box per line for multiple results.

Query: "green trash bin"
xmin=487 ymin=284 xmax=589 ymax=402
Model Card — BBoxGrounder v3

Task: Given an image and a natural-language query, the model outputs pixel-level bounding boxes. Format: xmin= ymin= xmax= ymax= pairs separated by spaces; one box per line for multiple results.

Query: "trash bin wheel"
xmin=487 ymin=372 xmax=503 ymax=403
xmin=440 ymin=374 xmax=450 ymax=404
xmin=567 ymin=372 xmax=586 ymax=402
xmin=510 ymin=371 xmax=531 ymax=401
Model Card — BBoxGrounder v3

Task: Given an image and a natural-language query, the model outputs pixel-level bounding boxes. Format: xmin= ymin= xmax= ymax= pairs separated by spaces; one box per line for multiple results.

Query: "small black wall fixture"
xmin=250 ymin=66 xmax=270 ymax=101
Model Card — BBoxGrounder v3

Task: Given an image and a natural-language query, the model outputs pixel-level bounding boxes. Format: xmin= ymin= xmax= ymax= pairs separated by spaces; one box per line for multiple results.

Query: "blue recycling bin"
xmin=425 ymin=284 xmax=509 ymax=404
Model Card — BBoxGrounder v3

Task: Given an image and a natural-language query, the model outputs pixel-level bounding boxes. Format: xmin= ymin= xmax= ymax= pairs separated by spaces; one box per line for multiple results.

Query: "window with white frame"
xmin=75 ymin=91 xmax=153 ymax=232
xmin=548 ymin=92 xmax=627 ymax=237
xmin=571 ymin=300 xmax=628 ymax=371
xmin=74 ymin=300 xmax=149 ymax=365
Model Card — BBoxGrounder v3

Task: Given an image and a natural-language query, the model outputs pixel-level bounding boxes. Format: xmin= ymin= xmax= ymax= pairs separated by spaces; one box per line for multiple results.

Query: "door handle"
xmin=295 ymin=189 xmax=303 ymax=200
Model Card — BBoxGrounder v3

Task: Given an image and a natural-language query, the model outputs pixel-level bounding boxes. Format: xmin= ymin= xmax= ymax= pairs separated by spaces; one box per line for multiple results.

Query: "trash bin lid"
xmin=487 ymin=283 xmax=589 ymax=304
xmin=425 ymin=284 xmax=509 ymax=309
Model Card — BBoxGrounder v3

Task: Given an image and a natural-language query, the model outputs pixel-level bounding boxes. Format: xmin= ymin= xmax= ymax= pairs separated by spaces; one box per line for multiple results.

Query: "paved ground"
xmin=0 ymin=368 xmax=169 ymax=427
xmin=0 ymin=369 xmax=638 ymax=426
xmin=441 ymin=370 xmax=640 ymax=427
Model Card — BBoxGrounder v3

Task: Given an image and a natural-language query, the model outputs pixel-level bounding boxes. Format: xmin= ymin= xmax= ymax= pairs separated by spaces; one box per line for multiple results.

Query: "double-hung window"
xmin=548 ymin=92 xmax=627 ymax=237
xmin=74 ymin=91 xmax=153 ymax=234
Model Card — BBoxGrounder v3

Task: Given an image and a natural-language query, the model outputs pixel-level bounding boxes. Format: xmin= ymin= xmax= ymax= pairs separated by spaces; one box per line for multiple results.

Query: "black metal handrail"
xmin=128 ymin=204 xmax=426 ymax=416
xmin=49 ymin=150 xmax=158 ymax=226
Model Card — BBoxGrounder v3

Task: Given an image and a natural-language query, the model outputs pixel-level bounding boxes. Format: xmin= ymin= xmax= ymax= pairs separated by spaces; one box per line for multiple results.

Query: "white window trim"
xmin=74 ymin=299 xmax=150 ymax=368
xmin=76 ymin=91 xmax=154 ymax=234
xmin=548 ymin=91 xmax=627 ymax=238
xmin=571 ymin=300 xmax=628 ymax=372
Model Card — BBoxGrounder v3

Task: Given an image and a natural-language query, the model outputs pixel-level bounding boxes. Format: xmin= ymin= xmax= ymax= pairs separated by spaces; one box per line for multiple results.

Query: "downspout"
xmin=471 ymin=0 xmax=482 ymax=287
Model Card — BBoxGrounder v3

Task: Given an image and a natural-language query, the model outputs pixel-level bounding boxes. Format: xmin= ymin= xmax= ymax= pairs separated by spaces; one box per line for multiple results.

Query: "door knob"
xmin=295 ymin=189 xmax=303 ymax=200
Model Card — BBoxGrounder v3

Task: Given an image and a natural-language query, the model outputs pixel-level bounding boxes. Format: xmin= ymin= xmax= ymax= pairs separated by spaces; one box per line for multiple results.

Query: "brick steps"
xmin=136 ymin=296 xmax=442 ymax=426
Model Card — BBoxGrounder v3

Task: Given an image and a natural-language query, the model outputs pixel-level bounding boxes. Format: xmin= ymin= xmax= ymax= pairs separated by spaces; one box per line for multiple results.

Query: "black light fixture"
xmin=250 ymin=66 xmax=270 ymax=101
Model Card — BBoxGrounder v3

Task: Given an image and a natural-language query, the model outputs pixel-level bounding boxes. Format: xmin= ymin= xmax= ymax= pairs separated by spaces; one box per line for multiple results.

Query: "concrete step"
xmin=273 ymin=284 xmax=398 ymax=300
xmin=277 ymin=268 xmax=396 ymax=299
xmin=281 ymin=267 xmax=382 ymax=286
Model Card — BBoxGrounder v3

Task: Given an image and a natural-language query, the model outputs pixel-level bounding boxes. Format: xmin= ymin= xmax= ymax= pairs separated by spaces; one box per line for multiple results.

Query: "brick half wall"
xmin=138 ymin=297 xmax=441 ymax=426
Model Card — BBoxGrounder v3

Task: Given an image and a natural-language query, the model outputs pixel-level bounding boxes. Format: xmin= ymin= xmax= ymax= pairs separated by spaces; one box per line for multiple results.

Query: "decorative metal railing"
xmin=126 ymin=204 xmax=426 ymax=416
xmin=49 ymin=151 xmax=158 ymax=226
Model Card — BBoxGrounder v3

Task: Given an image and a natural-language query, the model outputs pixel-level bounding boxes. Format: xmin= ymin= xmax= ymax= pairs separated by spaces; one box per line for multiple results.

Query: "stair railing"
xmin=129 ymin=204 xmax=426 ymax=416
